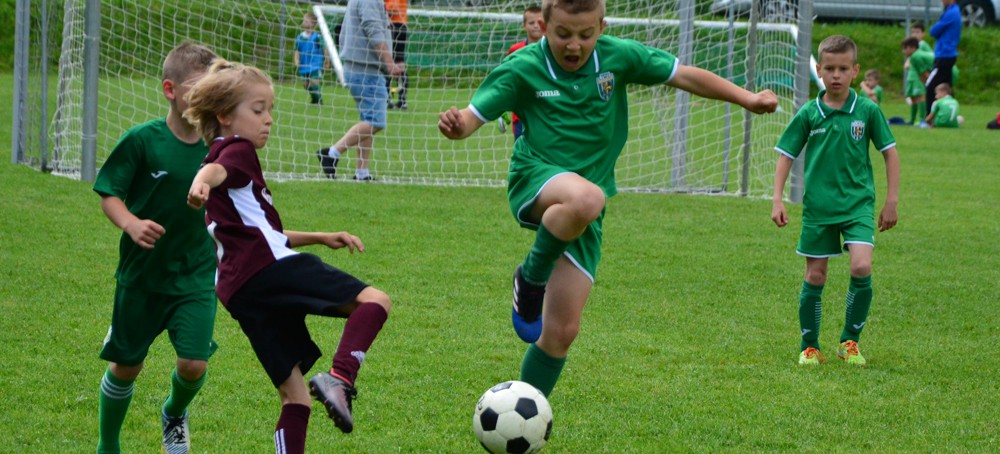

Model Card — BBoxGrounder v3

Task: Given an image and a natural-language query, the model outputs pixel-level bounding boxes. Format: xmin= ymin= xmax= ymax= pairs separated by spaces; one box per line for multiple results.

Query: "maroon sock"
xmin=331 ymin=303 xmax=388 ymax=384
xmin=275 ymin=403 xmax=310 ymax=454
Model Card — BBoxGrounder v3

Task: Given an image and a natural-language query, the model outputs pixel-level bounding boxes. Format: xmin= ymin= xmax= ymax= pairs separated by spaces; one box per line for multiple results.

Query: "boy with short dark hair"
xmin=902 ymin=37 xmax=933 ymax=125
xmin=439 ymin=0 xmax=777 ymax=396
xmin=771 ymin=35 xmax=900 ymax=367
xmin=92 ymin=41 xmax=219 ymax=454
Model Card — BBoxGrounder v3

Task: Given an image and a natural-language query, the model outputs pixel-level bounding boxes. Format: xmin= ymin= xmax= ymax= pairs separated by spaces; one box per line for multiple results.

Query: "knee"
xmin=804 ymin=269 xmax=828 ymax=286
xmin=175 ymin=359 xmax=208 ymax=381
xmin=850 ymin=263 xmax=872 ymax=278
xmin=544 ymin=321 xmax=580 ymax=353
xmin=358 ymin=287 xmax=391 ymax=315
xmin=569 ymin=185 xmax=605 ymax=223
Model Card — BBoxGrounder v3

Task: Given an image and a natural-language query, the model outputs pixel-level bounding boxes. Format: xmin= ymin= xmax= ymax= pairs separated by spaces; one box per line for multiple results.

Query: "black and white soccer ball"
xmin=473 ymin=380 xmax=553 ymax=454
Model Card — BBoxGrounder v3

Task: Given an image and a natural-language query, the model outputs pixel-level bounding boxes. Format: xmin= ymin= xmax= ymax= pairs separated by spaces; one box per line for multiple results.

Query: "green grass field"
xmin=3 ymin=78 xmax=1000 ymax=451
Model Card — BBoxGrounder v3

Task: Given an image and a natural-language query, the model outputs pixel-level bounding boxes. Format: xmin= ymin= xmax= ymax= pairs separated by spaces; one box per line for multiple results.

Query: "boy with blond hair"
xmin=92 ymin=41 xmax=218 ymax=454
xmin=926 ymin=83 xmax=961 ymax=128
xmin=772 ymin=35 xmax=900 ymax=367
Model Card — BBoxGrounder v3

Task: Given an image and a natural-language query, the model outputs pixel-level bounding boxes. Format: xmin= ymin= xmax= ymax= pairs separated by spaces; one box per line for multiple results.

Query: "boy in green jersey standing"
xmin=438 ymin=0 xmax=777 ymax=397
xmin=771 ymin=35 xmax=900 ymax=367
xmin=92 ymin=42 xmax=219 ymax=454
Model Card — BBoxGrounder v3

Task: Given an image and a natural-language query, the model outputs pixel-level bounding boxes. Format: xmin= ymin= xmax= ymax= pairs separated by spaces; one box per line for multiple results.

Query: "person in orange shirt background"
xmin=384 ymin=0 xmax=409 ymax=110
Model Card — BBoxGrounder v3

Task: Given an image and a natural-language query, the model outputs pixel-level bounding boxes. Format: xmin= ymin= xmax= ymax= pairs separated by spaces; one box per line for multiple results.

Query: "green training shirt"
xmin=470 ymin=35 xmax=678 ymax=197
xmin=93 ymin=118 xmax=216 ymax=294
xmin=907 ymin=50 xmax=934 ymax=84
xmin=931 ymin=95 xmax=960 ymax=127
xmin=775 ymin=89 xmax=896 ymax=224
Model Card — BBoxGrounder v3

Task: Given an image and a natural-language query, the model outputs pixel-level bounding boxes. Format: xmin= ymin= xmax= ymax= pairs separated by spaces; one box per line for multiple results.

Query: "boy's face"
xmin=865 ymin=74 xmax=878 ymax=86
xmin=303 ymin=16 xmax=317 ymax=30
xmin=164 ymin=72 xmax=206 ymax=119
xmin=218 ymin=82 xmax=274 ymax=149
xmin=816 ymin=51 xmax=859 ymax=97
xmin=542 ymin=7 xmax=606 ymax=72
xmin=902 ymin=45 xmax=916 ymax=57
xmin=936 ymin=88 xmax=948 ymax=99
xmin=523 ymin=11 xmax=544 ymax=43
xmin=910 ymin=27 xmax=924 ymax=40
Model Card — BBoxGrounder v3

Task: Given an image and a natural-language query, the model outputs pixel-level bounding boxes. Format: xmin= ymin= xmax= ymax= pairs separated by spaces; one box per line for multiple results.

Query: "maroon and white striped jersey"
xmin=203 ymin=136 xmax=297 ymax=305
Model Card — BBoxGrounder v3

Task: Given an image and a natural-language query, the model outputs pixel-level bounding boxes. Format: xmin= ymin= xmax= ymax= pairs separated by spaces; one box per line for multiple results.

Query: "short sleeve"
xmin=470 ymin=61 xmax=521 ymax=122
xmin=775 ymin=108 xmax=811 ymax=159
xmin=622 ymin=40 xmax=678 ymax=86
xmin=93 ymin=129 xmax=142 ymax=199
xmin=868 ymin=106 xmax=896 ymax=152
xmin=213 ymin=141 xmax=257 ymax=188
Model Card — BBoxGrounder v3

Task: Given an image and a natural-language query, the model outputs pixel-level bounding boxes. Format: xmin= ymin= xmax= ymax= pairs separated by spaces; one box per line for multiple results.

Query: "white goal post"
xmin=17 ymin=0 xmax=818 ymax=197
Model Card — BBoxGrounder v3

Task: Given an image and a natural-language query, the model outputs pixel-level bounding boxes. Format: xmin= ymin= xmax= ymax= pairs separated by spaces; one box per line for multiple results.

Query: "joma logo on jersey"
xmin=596 ymin=71 xmax=615 ymax=101
xmin=536 ymin=90 xmax=561 ymax=98
xmin=850 ymin=120 xmax=865 ymax=141
xmin=809 ymin=128 xmax=827 ymax=137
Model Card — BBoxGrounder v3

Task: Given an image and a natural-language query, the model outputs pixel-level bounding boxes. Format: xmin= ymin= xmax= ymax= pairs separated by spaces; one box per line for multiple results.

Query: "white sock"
xmin=327 ymin=147 xmax=341 ymax=159
xmin=355 ymin=169 xmax=371 ymax=178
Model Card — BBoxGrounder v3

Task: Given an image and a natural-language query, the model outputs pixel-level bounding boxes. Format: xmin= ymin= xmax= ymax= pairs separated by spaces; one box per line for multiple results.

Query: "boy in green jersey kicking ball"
xmin=92 ymin=42 xmax=219 ymax=454
xmin=438 ymin=0 xmax=777 ymax=397
xmin=771 ymin=35 xmax=900 ymax=367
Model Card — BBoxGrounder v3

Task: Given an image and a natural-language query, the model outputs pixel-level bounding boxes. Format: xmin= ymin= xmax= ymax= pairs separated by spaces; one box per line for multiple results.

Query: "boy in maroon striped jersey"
xmin=183 ymin=59 xmax=391 ymax=454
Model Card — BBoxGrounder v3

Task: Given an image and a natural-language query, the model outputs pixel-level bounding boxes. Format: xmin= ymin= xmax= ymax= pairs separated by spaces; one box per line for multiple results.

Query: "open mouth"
xmin=563 ymin=55 xmax=581 ymax=67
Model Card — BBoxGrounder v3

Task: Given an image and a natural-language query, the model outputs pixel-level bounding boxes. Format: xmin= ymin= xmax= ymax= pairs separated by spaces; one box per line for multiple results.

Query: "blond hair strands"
xmin=817 ymin=35 xmax=858 ymax=63
xmin=183 ymin=59 xmax=273 ymax=143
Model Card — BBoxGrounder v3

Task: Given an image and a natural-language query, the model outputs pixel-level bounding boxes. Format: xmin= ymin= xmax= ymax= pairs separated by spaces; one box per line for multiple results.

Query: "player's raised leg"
xmin=513 ymin=174 xmax=604 ymax=343
xmin=520 ymin=258 xmax=591 ymax=396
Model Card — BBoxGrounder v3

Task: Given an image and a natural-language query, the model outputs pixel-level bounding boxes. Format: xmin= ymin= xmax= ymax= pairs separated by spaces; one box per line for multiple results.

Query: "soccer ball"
xmin=473 ymin=381 xmax=553 ymax=454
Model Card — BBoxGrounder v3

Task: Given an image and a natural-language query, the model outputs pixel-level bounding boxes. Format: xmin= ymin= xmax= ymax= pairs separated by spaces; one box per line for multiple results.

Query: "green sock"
xmin=841 ymin=275 xmax=873 ymax=343
xmin=519 ymin=343 xmax=566 ymax=397
xmin=910 ymin=104 xmax=919 ymax=123
xmin=799 ymin=281 xmax=824 ymax=351
xmin=308 ymin=84 xmax=322 ymax=103
xmin=521 ymin=225 xmax=571 ymax=285
xmin=918 ymin=103 xmax=927 ymax=122
xmin=98 ymin=367 xmax=134 ymax=454
xmin=162 ymin=368 xmax=206 ymax=417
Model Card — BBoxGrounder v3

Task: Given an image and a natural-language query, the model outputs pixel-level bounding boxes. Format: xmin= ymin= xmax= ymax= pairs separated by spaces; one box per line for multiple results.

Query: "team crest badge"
xmin=597 ymin=71 xmax=615 ymax=101
xmin=850 ymin=120 xmax=865 ymax=141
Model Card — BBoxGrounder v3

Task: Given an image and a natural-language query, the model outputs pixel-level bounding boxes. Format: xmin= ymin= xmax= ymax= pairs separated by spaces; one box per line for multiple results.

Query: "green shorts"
xmin=507 ymin=162 xmax=604 ymax=282
xmin=100 ymin=283 xmax=219 ymax=365
xmin=299 ymin=70 xmax=323 ymax=82
xmin=796 ymin=216 xmax=875 ymax=258
xmin=905 ymin=79 xmax=925 ymax=98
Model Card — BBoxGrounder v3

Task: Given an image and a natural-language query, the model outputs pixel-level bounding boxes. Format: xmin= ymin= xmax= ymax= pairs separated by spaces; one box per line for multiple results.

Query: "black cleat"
xmin=512 ymin=266 xmax=545 ymax=343
xmin=309 ymin=372 xmax=357 ymax=433
xmin=316 ymin=148 xmax=339 ymax=179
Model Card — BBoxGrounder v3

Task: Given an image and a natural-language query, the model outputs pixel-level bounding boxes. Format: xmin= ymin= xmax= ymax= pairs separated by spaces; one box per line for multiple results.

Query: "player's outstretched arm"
xmin=668 ymin=65 xmax=778 ymax=114
xmin=100 ymin=195 xmax=164 ymax=249
xmin=285 ymin=231 xmax=364 ymax=253
xmin=878 ymin=147 xmax=900 ymax=232
xmin=438 ymin=106 xmax=485 ymax=140
xmin=771 ymin=155 xmax=793 ymax=227
xmin=187 ymin=163 xmax=227 ymax=209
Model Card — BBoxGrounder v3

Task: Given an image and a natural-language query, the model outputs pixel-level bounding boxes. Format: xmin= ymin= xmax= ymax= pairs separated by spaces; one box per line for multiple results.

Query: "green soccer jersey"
xmin=872 ymin=84 xmax=883 ymax=104
xmin=918 ymin=40 xmax=933 ymax=53
xmin=470 ymin=35 xmax=678 ymax=197
xmin=931 ymin=95 xmax=960 ymax=127
xmin=93 ymin=119 xmax=216 ymax=294
xmin=775 ymin=89 xmax=896 ymax=224
xmin=907 ymin=50 xmax=934 ymax=84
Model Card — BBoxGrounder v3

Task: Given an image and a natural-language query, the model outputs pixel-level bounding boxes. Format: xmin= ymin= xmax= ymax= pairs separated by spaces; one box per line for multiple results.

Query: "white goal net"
xmin=30 ymin=0 xmax=804 ymax=196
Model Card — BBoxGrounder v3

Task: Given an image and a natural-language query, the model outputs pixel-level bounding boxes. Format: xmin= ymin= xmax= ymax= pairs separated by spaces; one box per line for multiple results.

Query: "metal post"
xmin=41 ymin=0 xmax=50 ymax=172
xmin=81 ymin=0 xmax=100 ymax=182
xmin=12 ymin=0 xmax=30 ymax=164
xmin=789 ymin=0 xmax=813 ymax=203
xmin=721 ymin=1 xmax=736 ymax=192
xmin=277 ymin=0 xmax=287 ymax=81
xmin=740 ymin=0 xmax=760 ymax=196
xmin=671 ymin=0 xmax=695 ymax=190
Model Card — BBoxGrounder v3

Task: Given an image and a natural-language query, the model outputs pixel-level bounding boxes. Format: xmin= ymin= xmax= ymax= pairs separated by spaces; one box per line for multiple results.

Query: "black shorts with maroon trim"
xmin=226 ymin=253 xmax=368 ymax=388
